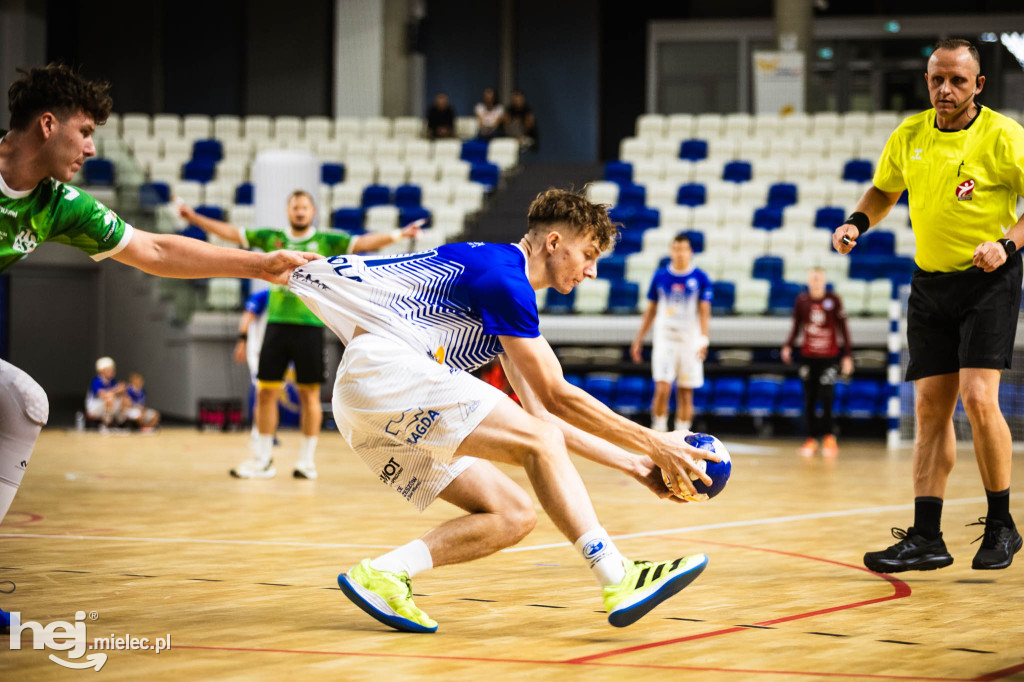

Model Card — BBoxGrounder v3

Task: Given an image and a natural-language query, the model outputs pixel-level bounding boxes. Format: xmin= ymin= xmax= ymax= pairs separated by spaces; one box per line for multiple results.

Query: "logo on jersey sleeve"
xmin=12 ymin=228 xmax=39 ymax=254
xmin=956 ymin=179 xmax=975 ymax=201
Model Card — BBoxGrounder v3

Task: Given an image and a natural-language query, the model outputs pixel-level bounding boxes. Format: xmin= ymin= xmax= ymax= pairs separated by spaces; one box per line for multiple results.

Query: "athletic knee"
xmin=960 ymin=385 xmax=999 ymax=420
xmin=8 ymin=367 xmax=49 ymax=427
xmin=501 ymin=488 xmax=537 ymax=543
xmin=915 ymin=394 xmax=953 ymax=425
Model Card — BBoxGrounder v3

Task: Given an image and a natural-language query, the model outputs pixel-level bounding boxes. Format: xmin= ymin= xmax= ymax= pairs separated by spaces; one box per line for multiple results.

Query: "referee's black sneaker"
xmin=863 ymin=527 xmax=954 ymax=573
xmin=969 ymin=517 xmax=1023 ymax=570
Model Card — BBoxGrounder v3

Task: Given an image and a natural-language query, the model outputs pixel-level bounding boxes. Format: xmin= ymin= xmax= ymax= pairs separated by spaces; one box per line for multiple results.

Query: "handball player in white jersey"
xmin=631 ymin=232 xmax=712 ymax=432
xmin=288 ymin=189 xmax=719 ymax=633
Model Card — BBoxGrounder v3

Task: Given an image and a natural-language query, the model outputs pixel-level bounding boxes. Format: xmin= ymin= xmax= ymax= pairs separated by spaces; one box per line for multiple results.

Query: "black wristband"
xmin=238 ymin=333 xmax=248 ymax=341
xmin=998 ymin=238 xmax=1017 ymax=258
xmin=845 ymin=211 xmax=870 ymax=235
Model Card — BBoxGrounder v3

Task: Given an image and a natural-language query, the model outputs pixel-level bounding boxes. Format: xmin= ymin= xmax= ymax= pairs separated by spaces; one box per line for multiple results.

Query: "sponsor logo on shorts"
xmin=956 ymin=179 xmax=975 ymax=201
xmin=379 ymin=456 xmax=404 ymax=485
xmin=385 ymin=408 xmax=442 ymax=446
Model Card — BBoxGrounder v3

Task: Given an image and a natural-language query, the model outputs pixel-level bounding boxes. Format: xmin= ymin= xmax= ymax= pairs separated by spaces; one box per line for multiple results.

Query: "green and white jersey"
xmin=0 ymin=160 xmax=133 ymax=273
xmin=241 ymin=227 xmax=354 ymax=326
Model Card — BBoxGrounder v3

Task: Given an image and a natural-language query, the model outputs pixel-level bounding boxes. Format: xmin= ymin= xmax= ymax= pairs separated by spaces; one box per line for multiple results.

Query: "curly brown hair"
xmin=526 ymin=187 xmax=619 ymax=252
xmin=8 ymin=63 xmax=113 ymax=131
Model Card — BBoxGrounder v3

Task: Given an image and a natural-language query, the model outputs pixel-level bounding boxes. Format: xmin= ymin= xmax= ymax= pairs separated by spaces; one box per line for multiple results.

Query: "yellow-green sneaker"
xmin=337 ymin=559 xmax=438 ymax=633
xmin=603 ymin=554 xmax=709 ymax=628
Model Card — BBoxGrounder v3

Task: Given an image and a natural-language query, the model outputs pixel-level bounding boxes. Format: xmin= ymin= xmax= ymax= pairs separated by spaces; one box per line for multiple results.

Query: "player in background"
xmin=84 ymin=356 xmax=124 ymax=428
xmin=833 ymin=39 xmax=1024 ymax=571
xmin=178 ymin=196 xmax=422 ymax=480
xmin=235 ymin=288 xmax=270 ymax=448
xmin=289 ymin=189 xmax=719 ymax=633
xmin=0 ymin=63 xmax=320 ymax=631
xmin=121 ymin=372 xmax=160 ymax=431
xmin=630 ymin=233 xmax=712 ymax=432
xmin=781 ymin=267 xmax=853 ymax=458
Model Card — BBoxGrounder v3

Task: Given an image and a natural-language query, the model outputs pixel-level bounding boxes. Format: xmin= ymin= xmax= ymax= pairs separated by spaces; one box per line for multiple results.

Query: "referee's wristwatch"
xmin=998 ymin=238 xmax=1017 ymax=258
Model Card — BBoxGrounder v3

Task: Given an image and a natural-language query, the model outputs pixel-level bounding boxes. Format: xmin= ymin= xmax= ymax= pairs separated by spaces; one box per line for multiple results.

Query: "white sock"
xmin=255 ymin=434 xmax=274 ymax=463
xmin=299 ymin=436 xmax=318 ymax=465
xmin=652 ymin=414 xmax=669 ymax=432
xmin=370 ymin=539 xmax=434 ymax=578
xmin=676 ymin=420 xmax=692 ymax=432
xmin=574 ymin=527 xmax=627 ymax=586
xmin=249 ymin=425 xmax=259 ymax=447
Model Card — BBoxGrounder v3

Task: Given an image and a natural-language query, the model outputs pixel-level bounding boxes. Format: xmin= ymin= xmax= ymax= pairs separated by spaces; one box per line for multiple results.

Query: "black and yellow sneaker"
xmin=863 ymin=527 xmax=954 ymax=573
xmin=603 ymin=554 xmax=708 ymax=628
xmin=969 ymin=517 xmax=1023 ymax=570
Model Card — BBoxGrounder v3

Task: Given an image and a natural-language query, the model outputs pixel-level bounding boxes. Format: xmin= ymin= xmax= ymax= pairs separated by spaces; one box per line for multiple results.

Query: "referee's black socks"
xmin=985 ymin=488 xmax=1013 ymax=527
xmin=913 ymin=497 xmax=944 ymax=539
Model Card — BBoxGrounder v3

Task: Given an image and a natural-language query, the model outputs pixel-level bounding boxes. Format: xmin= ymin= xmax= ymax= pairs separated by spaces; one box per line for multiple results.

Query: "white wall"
xmin=333 ymin=0 xmax=384 ymax=117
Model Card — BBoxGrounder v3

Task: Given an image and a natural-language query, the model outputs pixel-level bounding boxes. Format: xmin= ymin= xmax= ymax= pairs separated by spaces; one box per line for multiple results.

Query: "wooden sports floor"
xmin=1 ymin=428 xmax=1022 ymax=681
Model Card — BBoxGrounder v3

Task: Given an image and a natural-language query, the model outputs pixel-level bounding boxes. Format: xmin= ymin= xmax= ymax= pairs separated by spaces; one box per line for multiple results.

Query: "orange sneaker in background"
xmin=800 ymin=438 xmax=817 ymax=458
xmin=822 ymin=434 xmax=839 ymax=458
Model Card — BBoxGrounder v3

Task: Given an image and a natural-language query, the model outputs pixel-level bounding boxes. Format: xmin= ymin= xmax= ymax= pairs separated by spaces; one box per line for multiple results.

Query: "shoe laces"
xmin=889 ymin=527 xmax=910 ymax=542
xmin=0 ymin=581 xmax=14 ymax=595
xmin=966 ymin=516 xmax=1010 ymax=546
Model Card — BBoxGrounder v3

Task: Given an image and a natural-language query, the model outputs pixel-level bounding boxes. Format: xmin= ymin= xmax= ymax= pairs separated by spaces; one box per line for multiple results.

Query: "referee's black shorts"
xmin=256 ymin=322 xmax=325 ymax=386
xmin=905 ymin=254 xmax=1022 ymax=381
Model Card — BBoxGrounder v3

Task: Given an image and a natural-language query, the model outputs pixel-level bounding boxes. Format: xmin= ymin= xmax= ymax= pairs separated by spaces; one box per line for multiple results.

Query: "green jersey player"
xmin=178 ymin=195 xmax=422 ymax=480
xmin=0 ymin=64 xmax=321 ymax=631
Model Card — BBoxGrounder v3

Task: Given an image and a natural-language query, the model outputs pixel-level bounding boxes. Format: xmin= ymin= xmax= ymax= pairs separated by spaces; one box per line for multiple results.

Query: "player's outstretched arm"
xmin=498 ymin=354 xmax=681 ymax=500
xmin=176 ymin=200 xmax=244 ymax=245
xmin=113 ymin=228 xmax=322 ymax=284
xmin=832 ymin=186 xmax=902 ymax=254
xmin=500 ymin=334 xmax=717 ymax=497
xmin=350 ymin=219 xmax=426 ymax=253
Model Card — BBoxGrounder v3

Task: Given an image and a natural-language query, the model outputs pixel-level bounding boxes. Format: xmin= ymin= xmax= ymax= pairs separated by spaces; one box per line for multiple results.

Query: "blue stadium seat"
xmin=862 ymin=231 xmax=895 ymax=255
xmin=608 ymin=206 xmax=635 ymax=227
xmin=196 ymin=205 xmax=224 ymax=221
xmin=544 ymin=288 xmax=575 ymax=314
xmin=752 ymin=207 xmax=783 ymax=230
xmin=711 ymin=281 xmax=735 ymax=314
xmin=82 ymin=158 xmax=115 ymax=186
xmin=897 ymin=189 xmax=909 ymax=205
xmin=848 ymin=255 xmax=884 ymax=281
xmin=677 ymin=183 xmax=706 ymax=207
xmin=331 ymin=207 xmax=364 ymax=231
xmin=710 ymin=376 xmax=746 ymax=416
xmin=604 ymin=161 xmax=633 ymax=185
xmin=460 ymin=139 xmax=489 ymax=164
xmin=608 ymin=280 xmax=639 ymax=313
xmin=616 ymin=183 xmax=646 ymax=209
xmin=632 ymin=207 xmax=660 ymax=231
xmin=833 ymin=380 xmax=849 ymax=414
xmin=179 ymin=225 xmax=207 ymax=241
xmin=192 ymin=139 xmax=223 ymax=163
xmin=565 ymin=374 xmax=585 ymax=390
xmin=399 ymin=206 xmax=431 ymax=228
xmin=233 ymin=182 xmax=253 ymax=205
xmin=469 ymin=162 xmax=500 ymax=191
xmin=684 ymin=229 xmax=704 ymax=253
xmin=596 ymin=254 xmax=627 ymax=283
xmin=778 ymin=378 xmax=804 ymax=417
xmin=846 ymin=379 xmax=882 ymax=418
xmin=361 ymin=184 xmax=391 ymax=209
xmin=140 ymin=181 xmax=171 ymax=206
xmin=584 ymin=375 xmax=617 ymax=408
xmin=843 ymin=159 xmax=874 ymax=183
xmin=769 ymin=280 xmax=803 ymax=315
xmin=183 ymin=159 xmax=216 ymax=184
xmin=886 ymin=255 xmax=917 ymax=289
xmin=692 ymin=379 xmax=712 ymax=413
xmin=321 ymin=163 xmax=345 ymax=186
xmin=394 ymin=184 xmax=422 ymax=209
xmin=679 ymin=138 xmax=709 ymax=161
xmin=723 ymin=160 xmax=753 ymax=183
xmin=615 ymin=376 xmax=651 ymax=416
xmin=746 ymin=376 xmax=783 ymax=417
xmin=752 ymin=255 xmax=784 ymax=283
xmin=767 ymin=183 xmax=798 ymax=208
xmin=615 ymin=228 xmax=645 ymax=256
xmin=814 ymin=206 xmax=846 ymax=230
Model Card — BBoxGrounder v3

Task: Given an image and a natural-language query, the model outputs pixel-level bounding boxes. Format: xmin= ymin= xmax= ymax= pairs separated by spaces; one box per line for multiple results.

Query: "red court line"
xmin=564 ymin=537 xmax=910 ymax=664
xmin=171 ymin=644 xmax=974 ymax=681
xmin=973 ymin=662 xmax=1024 ymax=682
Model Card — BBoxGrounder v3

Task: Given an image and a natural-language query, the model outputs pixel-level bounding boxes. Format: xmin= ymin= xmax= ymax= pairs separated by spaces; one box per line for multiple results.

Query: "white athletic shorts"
xmin=651 ymin=334 xmax=704 ymax=388
xmin=85 ymin=396 xmax=119 ymax=420
xmin=332 ymin=333 xmax=506 ymax=512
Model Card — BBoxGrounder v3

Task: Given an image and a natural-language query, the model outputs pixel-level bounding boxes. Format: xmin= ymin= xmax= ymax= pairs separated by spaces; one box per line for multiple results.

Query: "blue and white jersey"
xmin=288 ymin=242 xmax=540 ymax=372
xmin=647 ymin=265 xmax=713 ymax=339
xmin=88 ymin=375 xmax=118 ymax=399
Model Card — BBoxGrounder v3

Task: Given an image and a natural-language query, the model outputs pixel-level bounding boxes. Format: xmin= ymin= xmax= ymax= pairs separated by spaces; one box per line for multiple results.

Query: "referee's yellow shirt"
xmin=873 ymin=105 xmax=1024 ymax=272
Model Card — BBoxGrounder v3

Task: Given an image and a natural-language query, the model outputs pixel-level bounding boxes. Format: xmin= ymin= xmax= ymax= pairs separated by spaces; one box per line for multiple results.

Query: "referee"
xmin=833 ymin=39 xmax=1024 ymax=572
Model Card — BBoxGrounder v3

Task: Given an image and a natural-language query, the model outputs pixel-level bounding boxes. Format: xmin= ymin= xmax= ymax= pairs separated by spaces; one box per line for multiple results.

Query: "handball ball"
xmin=661 ymin=433 xmax=732 ymax=502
